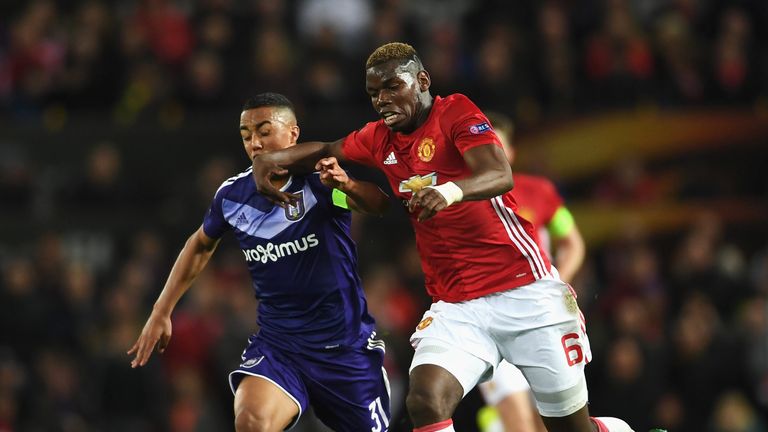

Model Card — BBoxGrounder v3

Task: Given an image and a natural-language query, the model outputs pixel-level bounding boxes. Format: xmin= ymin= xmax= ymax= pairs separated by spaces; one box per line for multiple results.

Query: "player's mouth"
xmin=381 ymin=111 xmax=404 ymax=127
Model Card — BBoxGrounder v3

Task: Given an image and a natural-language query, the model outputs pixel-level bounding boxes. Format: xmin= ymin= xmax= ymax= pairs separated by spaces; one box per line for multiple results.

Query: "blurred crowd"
xmin=1 ymin=0 xmax=767 ymax=125
xmin=1 ymin=1 xmax=768 ymax=432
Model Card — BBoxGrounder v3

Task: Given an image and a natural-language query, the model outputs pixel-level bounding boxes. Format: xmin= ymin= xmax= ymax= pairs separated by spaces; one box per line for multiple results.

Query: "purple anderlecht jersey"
xmin=203 ymin=167 xmax=376 ymax=352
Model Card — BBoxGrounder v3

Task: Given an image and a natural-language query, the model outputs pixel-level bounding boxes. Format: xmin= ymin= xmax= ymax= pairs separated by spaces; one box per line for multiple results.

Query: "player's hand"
xmin=252 ymin=156 xmax=297 ymax=206
xmin=127 ymin=311 xmax=172 ymax=368
xmin=316 ymin=157 xmax=349 ymax=190
xmin=408 ymin=187 xmax=449 ymax=222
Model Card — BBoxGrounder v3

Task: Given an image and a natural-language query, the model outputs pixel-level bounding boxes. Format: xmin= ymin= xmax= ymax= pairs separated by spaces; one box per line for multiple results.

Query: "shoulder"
xmin=213 ymin=166 xmax=254 ymax=199
xmin=439 ymin=93 xmax=482 ymax=112
xmin=515 ymin=173 xmax=561 ymax=198
xmin=436 ymin=94 xmax=486 ymax=128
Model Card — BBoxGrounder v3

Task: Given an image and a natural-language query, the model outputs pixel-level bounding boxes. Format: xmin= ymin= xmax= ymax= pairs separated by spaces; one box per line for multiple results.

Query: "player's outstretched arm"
xmin=252 ymin=139 xmax=345 ymax=204
xmin=409 ymin=144 xmax=513 ymax=221
xmin=127 ymin=226 xmax=220 ymax=368
xmin=550 ymin=212 xmax=585 ymax=283
xmin=316 ymin=157 xmax=390 ymax=216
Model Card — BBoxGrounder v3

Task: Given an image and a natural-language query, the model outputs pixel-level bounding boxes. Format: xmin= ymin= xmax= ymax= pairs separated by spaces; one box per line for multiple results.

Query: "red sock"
xmin=413 ymin=419 xmax=453 ymax=432
xmin=591 ymin=417 xmax=609 ymax=432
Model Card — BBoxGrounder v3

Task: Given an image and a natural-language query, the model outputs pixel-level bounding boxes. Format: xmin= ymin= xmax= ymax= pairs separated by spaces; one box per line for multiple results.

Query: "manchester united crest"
xmin=417 ymin=137 xmax=435 ymax=162
xmin=284 ymin=190 xmax=305 ymax=221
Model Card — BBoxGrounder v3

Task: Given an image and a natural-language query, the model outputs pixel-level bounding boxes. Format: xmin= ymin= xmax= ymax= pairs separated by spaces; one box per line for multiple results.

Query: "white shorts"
xmin=409 ymin=278 xmax=592 ymax=417
xmin=478 ymin=360 xmax=530 ymax=405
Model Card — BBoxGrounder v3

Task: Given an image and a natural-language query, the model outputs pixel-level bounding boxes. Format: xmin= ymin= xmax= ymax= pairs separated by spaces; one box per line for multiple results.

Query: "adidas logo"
xmin=236 ymin=212 xmax=249 ymax=226
xmin=383 ymin=151 xmax=397 ymax=165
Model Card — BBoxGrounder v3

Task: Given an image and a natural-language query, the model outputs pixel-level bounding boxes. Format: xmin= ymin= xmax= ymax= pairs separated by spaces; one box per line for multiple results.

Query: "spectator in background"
xmin=469 ymin=23 xmax=522 ymax=115
xmin=6 ymin=0 xmax=66 ymax=113
xmin=64 ymin=142 xmax=134 ymax=211
xmin=533 ymin=0 xmax=579 ymax=117
xmin=708 ymin=6 xmax=759 ymax=105
xmin=296 ymin=0 xmax=373 ymax=55
xmin=652 ymin=11 xmax=704 ymax=106
xmin=584 ymin=0 xmax=654 ymax=107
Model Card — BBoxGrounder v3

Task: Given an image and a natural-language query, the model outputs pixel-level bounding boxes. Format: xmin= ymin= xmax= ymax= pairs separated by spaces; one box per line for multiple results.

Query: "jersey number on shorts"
xmin=561 ymin=333 xmax=584 ymax=366
xmin=369 ymin=396 xmax=389 ymax=432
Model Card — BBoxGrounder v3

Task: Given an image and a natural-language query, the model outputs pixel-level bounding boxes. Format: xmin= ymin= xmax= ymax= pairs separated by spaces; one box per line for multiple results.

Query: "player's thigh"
xmin=492 ymin=280 xmax=591 ymax=417
xmin=229 ymin=338 xmax=308 ymax=430
xmin=234 ymin=375 xmax=300 ymax=431
xmin=409 ymin=337 xmax=491 ymax=403
xmin=409 ymin=300 xmax=499 ymax=398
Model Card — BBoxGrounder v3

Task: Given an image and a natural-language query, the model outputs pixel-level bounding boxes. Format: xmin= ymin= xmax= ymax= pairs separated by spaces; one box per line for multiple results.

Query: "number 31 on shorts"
xmin=561 ymin=333 xmax=585 ymax=366
xmin=369 ymin=396 xmax=389 ymax=432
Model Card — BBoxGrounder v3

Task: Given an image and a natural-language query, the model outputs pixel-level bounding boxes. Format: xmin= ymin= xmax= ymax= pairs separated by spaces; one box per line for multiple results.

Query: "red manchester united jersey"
xmin=342 ymin=94 xmax=552 ymax=302
xmin=511 ymin=173 xmax=564 ymax=257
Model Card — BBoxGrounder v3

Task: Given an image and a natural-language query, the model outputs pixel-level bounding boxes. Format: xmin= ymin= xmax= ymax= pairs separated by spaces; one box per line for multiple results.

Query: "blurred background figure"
xmin=1 ymin=1 xmax=767 ymax=431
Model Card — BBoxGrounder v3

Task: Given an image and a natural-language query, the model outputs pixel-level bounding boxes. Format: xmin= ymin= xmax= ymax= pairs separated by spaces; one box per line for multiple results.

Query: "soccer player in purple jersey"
xmin=128 ymin=93 xmax=392 ymax=432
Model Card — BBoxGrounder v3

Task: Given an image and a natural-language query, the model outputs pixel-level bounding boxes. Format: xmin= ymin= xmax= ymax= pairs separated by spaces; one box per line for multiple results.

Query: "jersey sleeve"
xmin=547 ymin=206 xmax=576 ymax=239
xmin=309 ymin=172 xmax=352 ymax=213
xmin=442 ymin=94 xmax=502 ymax=154
xmin=536 ymin=178 xmax=564 ymax=223
xmin=341 ymin=121 xmax=380 ymax=167
xmin=536 ymin=178 xmax=574 ymax=239
xmin=202 ymin=183 xmax=231 ymax=239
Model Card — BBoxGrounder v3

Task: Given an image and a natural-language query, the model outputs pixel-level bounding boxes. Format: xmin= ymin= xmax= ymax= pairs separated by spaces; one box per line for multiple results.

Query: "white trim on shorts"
xmin=228 ymin=371 xmax=303 ymax=431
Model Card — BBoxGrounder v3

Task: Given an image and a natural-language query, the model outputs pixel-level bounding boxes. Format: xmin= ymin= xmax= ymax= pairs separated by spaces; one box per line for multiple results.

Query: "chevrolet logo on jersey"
xmin=285 ymin=190 xmax=305 ymax=221
xmin=399 ymin=172 xmax=437 ymax=194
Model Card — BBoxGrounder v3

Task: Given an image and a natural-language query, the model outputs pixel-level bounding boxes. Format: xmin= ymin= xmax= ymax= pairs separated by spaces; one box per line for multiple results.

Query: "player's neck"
xmin=404 ymin=95 xmax=433 ymax=134
xmin=272 ymin=175 xmax=289 ymax=190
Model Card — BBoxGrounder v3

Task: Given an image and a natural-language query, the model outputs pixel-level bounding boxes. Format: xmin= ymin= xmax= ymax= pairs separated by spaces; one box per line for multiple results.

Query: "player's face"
xmin=366 ymin=59 xmax=430 ymax=133
xmin=239 ymin=107 xmax=300 ymax=160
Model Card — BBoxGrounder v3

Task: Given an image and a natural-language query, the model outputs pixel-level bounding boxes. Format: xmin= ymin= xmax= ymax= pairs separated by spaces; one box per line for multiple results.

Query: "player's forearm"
xmin=553 ymin=233 xmax=585 ymax=283
xmin=256 ymin=141 xmax=334 ymax=173
xmin=152 ymin=231 xmax=218 ymax=316
xmin=453 ymin=167 xmax=514 ymax=201
xmin=341 ymin=179 xmax=391 ymax=216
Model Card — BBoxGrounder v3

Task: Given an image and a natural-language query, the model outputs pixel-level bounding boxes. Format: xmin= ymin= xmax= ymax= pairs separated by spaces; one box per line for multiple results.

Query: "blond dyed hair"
xmin=366 ymin=42 xmax=422 ymax=69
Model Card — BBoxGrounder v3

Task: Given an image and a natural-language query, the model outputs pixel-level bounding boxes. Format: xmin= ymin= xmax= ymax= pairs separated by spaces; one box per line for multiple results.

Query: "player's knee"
xmin=234 ymin=408 xmax=279 ymax=432
xmin=406 ymin=386 xmax=455 ymax=422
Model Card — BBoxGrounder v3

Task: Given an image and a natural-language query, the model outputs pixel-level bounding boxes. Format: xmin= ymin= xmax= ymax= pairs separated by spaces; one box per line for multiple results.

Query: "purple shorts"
xmin=229 ymin=332 xmax=391 ymax=431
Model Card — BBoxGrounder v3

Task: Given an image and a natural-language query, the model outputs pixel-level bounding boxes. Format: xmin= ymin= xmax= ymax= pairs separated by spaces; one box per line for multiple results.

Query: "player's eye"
xmin=258 ymin=128 xmax=271 ymax=137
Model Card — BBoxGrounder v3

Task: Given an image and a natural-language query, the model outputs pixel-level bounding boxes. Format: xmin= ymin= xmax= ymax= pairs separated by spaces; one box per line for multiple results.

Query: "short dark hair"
xmin=242 ymin=92 xmax=295 ymax=112
xmin=366 ymin=42 xmax=423 ymax=70
xmin=485 ymin=111 xmax=514 ymax=139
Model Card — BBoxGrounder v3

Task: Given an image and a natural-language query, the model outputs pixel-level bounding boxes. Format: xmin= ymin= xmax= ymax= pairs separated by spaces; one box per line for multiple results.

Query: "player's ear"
xmin=417 ymin=70 xmax=431 ymax=92
xmin=289 ymin=125 xmax=300 ymax=145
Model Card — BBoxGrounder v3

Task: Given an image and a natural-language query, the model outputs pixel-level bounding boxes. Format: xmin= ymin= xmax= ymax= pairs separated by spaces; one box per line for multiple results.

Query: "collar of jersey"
xmin=278 ymin=175 xmax=294 ymax=192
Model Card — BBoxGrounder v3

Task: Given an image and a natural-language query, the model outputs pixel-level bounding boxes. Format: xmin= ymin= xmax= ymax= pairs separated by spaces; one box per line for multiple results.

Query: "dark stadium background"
xmin=1 ymin=0 xmax=767 ymax=431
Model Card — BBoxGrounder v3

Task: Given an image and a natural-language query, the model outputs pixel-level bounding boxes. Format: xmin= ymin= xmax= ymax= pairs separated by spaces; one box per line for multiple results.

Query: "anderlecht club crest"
xmin=285 ymin=190 xmax=305 ymax=221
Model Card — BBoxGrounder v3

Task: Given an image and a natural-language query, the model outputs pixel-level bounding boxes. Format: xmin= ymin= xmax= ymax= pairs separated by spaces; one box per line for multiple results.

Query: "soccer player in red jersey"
xmin=477 ymin=112 xmax=586 ymax=432
xmin=251 ymin=42 xmax=634 ymax=432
